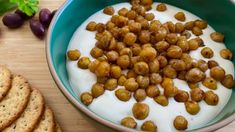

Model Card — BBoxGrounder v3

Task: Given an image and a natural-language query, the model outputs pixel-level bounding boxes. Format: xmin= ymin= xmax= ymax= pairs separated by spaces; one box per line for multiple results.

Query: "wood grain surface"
xmin=0 ymin=0 xmax=234 ymax=131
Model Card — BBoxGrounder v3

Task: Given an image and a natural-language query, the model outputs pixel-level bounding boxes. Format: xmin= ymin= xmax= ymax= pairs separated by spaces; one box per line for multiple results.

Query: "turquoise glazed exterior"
xmin=47 ymin=0 xmax=235 ymax=131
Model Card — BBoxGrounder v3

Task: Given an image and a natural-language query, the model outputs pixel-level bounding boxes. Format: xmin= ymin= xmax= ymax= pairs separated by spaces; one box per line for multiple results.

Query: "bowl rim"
xmin=46 ymin=0 xmax=235 ymax=131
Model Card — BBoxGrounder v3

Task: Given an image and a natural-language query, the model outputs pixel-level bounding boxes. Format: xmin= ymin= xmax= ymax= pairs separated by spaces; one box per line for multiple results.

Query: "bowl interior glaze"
xmin=47 ymin=0 xmax=235 ymax=131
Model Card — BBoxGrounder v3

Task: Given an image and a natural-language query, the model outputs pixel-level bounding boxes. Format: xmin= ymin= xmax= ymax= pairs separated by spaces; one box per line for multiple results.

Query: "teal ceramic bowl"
xmin=47 ymin=0 xmax=235 ymax=131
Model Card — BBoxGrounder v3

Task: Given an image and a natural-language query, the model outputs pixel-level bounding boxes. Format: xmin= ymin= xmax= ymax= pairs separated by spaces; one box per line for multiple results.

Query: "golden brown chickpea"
xmin=155 ymin=27 xmax=168 ymax=42
xmin=115 ymin=88 xmax=131 ymax=102
xmin=96 ymin=76 xmax=108 ymax=84
xmin=175 ymin=22 xmax=185 ymax=33
xmin=185 ymin=101 xmax=200 ymax=115
xmin=86 ymin=21 xmax=97 ymax=31
xmin=123 ymin=33 xmax=137 ymax=46
xmin=134 ymin=89 xmax=147 ymax=102
xmin=165 ymin=33 xmax=178 ymax=44
xmin=110 ymin=65 xmax=122 ymax=79
xmin=176 ymin=38 xmax=189 ymax=52
xmin=103 ymin=6 xmax=114 ymax=15
xmin=184 ymin=21 xmax=194 ymax=30
xmin=221 ymin=74 xmax=235 ymax=89
xmin=88 ymin=60 xmax=100 ymax=73
xmin=210 ymin=66 xmax=225 ymax=81
xmin=156 ymin=3 xmax=167 ymax=11
xmin=150 ymin=73 xmax=162 ymax=85
xmin=157 ymin=56 xmax=168 ymax=68
xmin=118 ymin=75 xmax=127 ymax=86
xmin=127 ymin=10 xmax=137 ymax=20
xmin=106 ymin=51 xmax=119 ymax=62
xmin=111 ymin=15 xmax=119 ymax=23
xmin=77 ymin=57 xmax=91 ymax=69
xmin=174 ymin=90 xmax=189 ymax=102
xmin=220 ymin=49 xmax=233 ymax=60
xmin=192 ymin=26 xmax=203 ymax=36
xmin=67 ymin=49 xmax=81 ymax=61
xmin=181 ymin=30 xmax=191 ymax=39
xmin=167 ymin=45 xmax=182 ymax=59
xmin=155 ymin=41 xmax=170 ymax=53
xmin=115 ymin=16 xmax=128 ymax=28
xmin=110 ymin=27 xmax=120 ymax=39
xmin=119 ymin=26 xmax=130 ymax=37
xmin=104 ymin=78 xmax=117 ymax=91
xmin=174 ymin=12 xmax=186 ymax=21
xmin=154 ymin=95 xmax=168 ymax=106
xmin=132 ymin=102 xmax=149 ymax=120
xmin=170 ymin=59 xmax=186 ymax=71
xmin=190 ymin=88 xmax=204 ymax=102
xmin=118 ymin=7 xmax=129 ymax=16
xmin=177 ymin=71 xmax=187 ymax=80
xmin=194 ymin=19 xmax=207 ymax=29
xmin=95 ymin=61 xmax=110 ymax=77
xmin=91 ymin=83 xmax=105 ymax=98
xmin=166 ymin=21 xmax=175 ymax=33
xmin=134 ymin=61 xmax=149 ymax=75
xmin=164 ymin=85 xmax=178 ymax=97
xmin=161 ymin=77 xmax=174 ymax=88
xmin=148 ymin=59 xmax=160 ymax=74
xmin=163 ymin=65 xmax=177 ymax=79
xmin=131 ymin=44 xmax=142 ymax=56
xmin=135 ymin=15 xmax=145 ymax=22
xmin=140 ymin=0 xmax=153 ymax=6
xmin=116 ymin=42 xmax=126 ymax=52
xmin=197 ymin=59 xmax=208 ymax=72
xmin=194 ymin=37 xmax=204 ymax=47
xmin=127 ymin=70 xmax=138 ymax=79
xmin=129 ymin=22 xmax=142 ymax=33
xmin=97 ymin=35 xmax=112 ymax=50
xmin=106 ymin=21 xmax=115 ymax=31
xmin=129 ymin=56 xmax=141 ymax=68
xmin=204 ymin=91 xmax=219 ymax=105
xmin=90 ymin=47 xmax=103 ymax=58
xmin=140 ymin=19 xmax=150 ymax=30
xmin=173 ymin=116 xmax=188 ymax=130
xmin=97 ymin=56 xmax=108 ymax=62
xmin=145 ymin=13 xmax=155 ymax=21
xmin=117 ymin=55 xmax=130 ymax=69
xmin=136 ymin=75 xmax=150 ymax=89
xmin=141 ymin=120 xmax=157 ymax=132
xmin=80 ymin=92 xmax=93 ymax=106
xmin=201 ymin=47 xmax=214 ymax=58
xmin=121 ymin=117 xmax=137 ymax=129
xmin=124 ymin=78 xmax=139 ymax=92
xmin=146 ymin=85 xmax=160 ymax=98
xmin=139 ymin=30 xmax=151 ymax=44
xmin=149 ymin=21 xmax=161 ymax=33
xmin=188 ymin=39 xmax=199 ymax=50
xmin=120 ymin=48 xmax=132 ymax=56
xmin=210 ymin=32 xmax=224 ymax=42
xmin=185 ymin=68 xmax=205 ymax=83
xmin=135 ymin=5 xmax=146 ymax=16
xmin=208 ymin=60 xmax=219 ymax=69
xmin=188 ymin=82 xmax=199 ymax=89
xmin=96 ymin=23 xmax=106 ymax=33
xmin=141 ymin=43 xmax=152 ymax=49
xmin=139 ymin=47 xmax=157 ymax=62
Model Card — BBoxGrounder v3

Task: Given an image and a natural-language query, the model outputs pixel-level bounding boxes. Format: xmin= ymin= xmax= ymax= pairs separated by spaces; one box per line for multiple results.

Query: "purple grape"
xmin=39 ymin=8 xmax=52 ymax=27
xmin=30 ymin=20 xmax=45 ymax=39
xmin=2 ymin=13 xmax=24 ymax=29
xmin=15 ymin=9 xmax=34 ymax=20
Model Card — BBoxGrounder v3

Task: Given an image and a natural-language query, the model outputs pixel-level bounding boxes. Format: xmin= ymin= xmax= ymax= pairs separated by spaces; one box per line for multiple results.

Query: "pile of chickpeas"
xmin=67 ymin=0 xmax=234 ymax=131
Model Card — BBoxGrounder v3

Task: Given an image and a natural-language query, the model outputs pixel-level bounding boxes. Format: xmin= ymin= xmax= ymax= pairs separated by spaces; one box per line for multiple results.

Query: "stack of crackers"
xmin=0 ymin=66 xmax=62 ymax=132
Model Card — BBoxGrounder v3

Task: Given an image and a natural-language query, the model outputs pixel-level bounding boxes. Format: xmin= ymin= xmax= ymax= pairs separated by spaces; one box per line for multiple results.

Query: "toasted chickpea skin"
xmin=163 ymin=65 xmax=177 ymax=79
xmin=202 ymin=77 xmax=217 ymax=90
xmin=123 ymin=33 xmax=137 ymax=46
xmin=121 ymin=117 xmax=137 ymax=129
xmin=141 ymin=120 xmax=157 ymax=132
xmin=164 ymin=85 xmax=178 ymax=97
xmin=190 ymin=88 xmax=204 ymax=102
xmin=174 ymin=12 xmax=186 ymax=21
xmin=185 ymin=101 xmax=200 ymax=115
xmin=204 ymin=91 xmax=219 ymax=105
xmin=132 ymin=103 xmax=149 ymax=120
xmin=118 ymin=75 xmax=127 ymax=86
xmin=134 ymin=61 xmax=149 ymax=75
xmin=146 ymin=85 xmax=160 ymax=98
xmin=110 ymin=65 xmax=122 ymax=79
xmin=86 ymin=21 xmax=97 ymax=31
xmin=91 ymin=83 xmax=105 ymax=98
xmin=136 ymin=75 xmax=150 ymax=89
xmin=103 ymin=6 xmax=114 ymax=15
xmin=174 ymin=90 xmax=189 ymax=102
xmin=185 ymin=68 xmax=205 ymax=83
xmin=208 ymin=60 xmax=219 ymax=69
xmin=210 ymin=66 xmax=225 ymax=81
xmin=201 ymin=47 xmax=214 ymax=58
xmin=156 ymin=3 xmax=167 ymax=11
xmin=77 ymin=57 xmax=91 ymax=69
xmin=154 ymin=95 xmax=168 ymax=106
xmin=174 ymin=116 xmax=188 ymax=130
xmin=195 ymin=19 xmax=208 ymax=29
xmin=124 ymin=78 xmax=139 ymax=92
xmin=90 ymin=47 xmax=103 ymax=58
xmin=220 ymin=49 xmax=233 ymax=60
xmin=117 ymin=55 xmax=130 ymax=69
xmin=221 ymin=74 xmax=235 ymax=89
xmin=210 ymin=32 xmax=224 ymax=42
xmin=150 ymin=73 xmax=163 ymax=85
xmin=80 ymin=92 xmax=93 ymax=106
xmin=67 ymin=49 xmax=81 ymax=60
xmin=134 ymin=89 xmax=147 ymax=102
xmin=167 ymin=45 xmax=182 ymax=59
xmin=95 ymin=61 xmax=110 ymax=77
xmin=115 ymin=88 xmax=131 ymax=101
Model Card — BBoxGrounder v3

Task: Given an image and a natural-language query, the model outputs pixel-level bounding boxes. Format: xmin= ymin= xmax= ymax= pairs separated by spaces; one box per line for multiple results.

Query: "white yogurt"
xmin=66 ymin=2 xmax=234 ymax=132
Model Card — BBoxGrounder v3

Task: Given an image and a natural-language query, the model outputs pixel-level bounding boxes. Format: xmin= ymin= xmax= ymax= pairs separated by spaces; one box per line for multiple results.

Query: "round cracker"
xmin=0 ymin=66 xmax=11 ymax=101
xmin=3 ymin=88 xmax=44 ymax=132
xmin=0 ymin=75 xmax=31 ymax=130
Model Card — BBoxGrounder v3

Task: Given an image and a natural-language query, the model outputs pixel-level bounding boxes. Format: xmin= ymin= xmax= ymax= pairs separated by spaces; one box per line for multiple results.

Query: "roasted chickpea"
xmin=175 ymin=22 xmax=185 ymax=33
xmin=150 ymin=73 xmax=162 ymax=85
xmin=170 ymin=59 xmax=186 ymax=71
xmin=156 ymin=3 xmax=167 ymax=11
xmin=210 ymin=66 xmax=225 ymax=81
xmin=163 ymin=65 xmax=177 ymax=79
xmin=110 ymin=27 xmax=120 ymax=39
xmin=140 ymin=0 xmax=153 ymax=6
xmin=181 ymin=30 xmax=191 ymax=39
xmin=145 ymin=13 xmax=155 ymax=21
xmin=116 ymin=42 xmax=126 ymax=51
xmin=106 ymin=51 xmax=119 ymax=62
xmin=117 ymin=55 xmax=130 ymax=69
xmin=135 ymin=5 xmax=146 ymax=16
xmin=106 ymin=21 xmax=115 ymax=31
xmin=110 ymin=65 xmax=122 ymax=79
xmin=146 ymin=85 xmax=160 ymax=98
xmin=88 ymin=60 xmax=100 ymax=73
xmin=139 ymin=30 xmax=151 ymax=44
xmin=67 ymin=49 xmax=81 ymax=60
xmin=188 ymin=39 xmax=199 ymax=50
xmin=197 ymin=59 xmax=208 ymax=72
xmin=80 ymin=92 xmax=93 ymax=106
xmin=96 ymin=23 xmax=106 ymax=33
xmin=201 ymin=47 xmax=214 ymax=58
xmin=164 ymin=85 xmax=178 ymax=97
xmin=132 ymin=103 xmax=149 ymax=120
xmin=131 ymin=44 xmax=142 ymax=56
xmin=161 ymin=77 xmax=174 ymax=88
xmin=195 ymin=19 xmax=207 ymax=29
xmin=118 ymin=75 xmax=127 ymax=86
xmin=127 ymin=70 xmax=138 ymax=79
xmin=77 ymin=57 xmax=91 ymax=69
xmin=141 ymin=120 xmax=157 ymax=132
xmin=210 ymin=32 xmax=224 ymax=42
xmin=149 ymin=21 xmax=161 ymax=33
xmin=97 ymin=34 xmax=112 ymax=49
xmin=194 ymin=37 xmax=204 ymax=47
xmin=127 ymin=10 xmax=137 ymax=20
xmin=124 ymin=78 xmax=139 ymax=92
xmin=221 ymin=74 xmax=235 ymax=89
xmin=190 ymin=88 xmax=204 ymax=102
xmin=103 ymin=6 xmax=114 ymax=15
xmin=174 ymin=90 xmax=189 ymax=102
xmin=90 ymin=47 xmax=103 ymax=58
xmin=136 ymin=75 xmax=150 ymax=89
xmin=140 ymin=19 xmax=150 ymax=30
xmin=142 ymin=43 xmax=152 ymax=49
xmin=86 ymin=21 xmax=97 ymax=31
xmin=185 ymin=68 xmax=205 ymax=83
xmin=121 ymin=117 xmax=137 ymax=129
xmin=188 ymin=82 xmax=199 ymax=89
xmin=115 ymin=16 xmax=128 ymax=28
xmin=220 ymin=49 xmax=233 ymax=60
xmin=118 ymin=7 xmax=129 ymax=16
xmin=192 ymin=26 xmax=203 ymax=36
xmin=130 ymin=56 xmax=141 ymax=68
xmin=184 ymin=21 xmax=194 ymax=30
xmin=202 ymin=77 xmax=217 ymax=90
xmin=157 ymin=55 xmax=168 ymax=68
xmin=91 ymin=83 xmax=105 ymax=98
xmin=173 ymin=116 xmax=188 ymax=130
xmin=166 ymin=21 xmax=175 ymax=33
xmin=155 ymin=41 xmax=170 ymax=53
xmin=174 ymin=12 xmax=186 ymax=21
xmin=115 ymin=88 xmax=131 ymax=101
xmin=185 ymin=101 xmax=200 ymax=115
xmin=104 ymin=78 xmax=118 ymax=91
xmin=154 ymin=95 xmax=168 ymax=106
xmin=134 ymin=61 xmax=149 ymax=75
xmin=120 ymin=48 xmax=132 ymax=56
xmin=95 ymin=61 xmax=110 ymax=77
xmin=96 ymin=76 xmax=108 ymax=84
xmin=167 ymin=45 xmax=182 ymax=59
xmin=134 ymin=89 xmax=147 ymax=102
xmin=97 ymin=56 xmax=108 ymax=62
xmin=155 ymin=27 xmax=168 ymax=42
xmin=204 ymin=91 xmax=219 ymax=105
xmin=129 ymin=22 xmax=142 ymax=33
xmin=208 ymin=60 xmax=219 ymax=69
xmin=177 ymin=71 xmax=187 ymax=80
xmin=165 ymin=33 xmax=178 ymax=44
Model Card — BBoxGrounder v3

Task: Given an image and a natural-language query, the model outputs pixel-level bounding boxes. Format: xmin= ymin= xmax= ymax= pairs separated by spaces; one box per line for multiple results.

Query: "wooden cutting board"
xmin=0 ymin=0 xmax=234 ymax=131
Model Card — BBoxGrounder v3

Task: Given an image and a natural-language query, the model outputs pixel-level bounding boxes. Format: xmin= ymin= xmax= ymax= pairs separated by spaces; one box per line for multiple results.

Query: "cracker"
xmin=33 ymin=106 xmax=55 ymax=132
xmin=3 ymin=88 xmax=44 ymax=132
xmin=0 ymin=75 xmax=31 ymax=130
xmin=55 ymin=122 xmax=62 ymax=132
xmin=0 ymin=66 xmax=11 ymax=101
